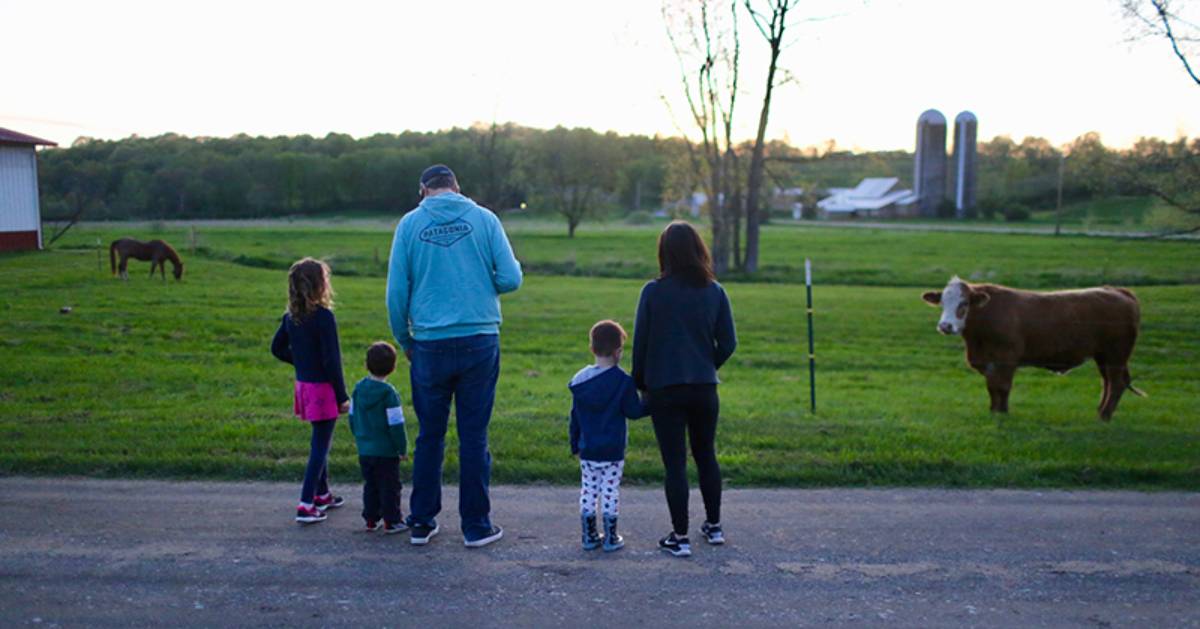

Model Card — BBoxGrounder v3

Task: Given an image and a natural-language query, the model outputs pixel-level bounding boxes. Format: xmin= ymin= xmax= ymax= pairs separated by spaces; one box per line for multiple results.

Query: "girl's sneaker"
xmin=296 ymin=504 xmax=327 ymax=524
xmin=365 ymin=520 xmax=382 ymax=532
xmin=313 ymin=493 xmax=345 ymax=511
xmin=700 ymin=521 xmax=725 ymax=545
xmin=384 ymin=521 xmax=409 ymax=535
xmin=658 ymin=532 xmax=691 ymax=557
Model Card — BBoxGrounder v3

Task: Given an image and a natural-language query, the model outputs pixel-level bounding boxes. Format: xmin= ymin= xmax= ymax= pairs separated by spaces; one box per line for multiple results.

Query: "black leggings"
xmin=650 ymin=384 xmax=721 ymax=536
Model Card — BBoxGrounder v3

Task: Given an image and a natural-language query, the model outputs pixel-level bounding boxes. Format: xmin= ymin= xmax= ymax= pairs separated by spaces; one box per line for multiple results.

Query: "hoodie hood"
xmin=417 ymin=192 xmax=478 ymax=223
xmin=568 ymin=366 xmax=625 ymax=413
xmin=353 ymin=377 xmax=393 ymax=409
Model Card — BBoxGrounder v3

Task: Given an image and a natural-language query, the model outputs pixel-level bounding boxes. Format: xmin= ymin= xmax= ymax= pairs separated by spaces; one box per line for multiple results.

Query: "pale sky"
xmin=2 ymin=0 xmax=1197 ymax=151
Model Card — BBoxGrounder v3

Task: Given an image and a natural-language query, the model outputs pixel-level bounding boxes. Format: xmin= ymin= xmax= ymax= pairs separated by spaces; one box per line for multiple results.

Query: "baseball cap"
xmin=419 ymin=164 xmax=456 ymax=187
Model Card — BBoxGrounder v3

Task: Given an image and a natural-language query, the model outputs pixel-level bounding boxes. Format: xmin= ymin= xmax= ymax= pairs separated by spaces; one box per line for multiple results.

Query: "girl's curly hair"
xmin=287 ymin=258 xmax=333 ymax=323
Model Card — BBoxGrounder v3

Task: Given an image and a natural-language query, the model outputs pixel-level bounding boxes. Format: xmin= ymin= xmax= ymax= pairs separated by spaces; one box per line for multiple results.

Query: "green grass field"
xmin=64 ymin=219 xmax=1200 ymax=287
xmin=2 ymin=223 xmax=1198 ymax=489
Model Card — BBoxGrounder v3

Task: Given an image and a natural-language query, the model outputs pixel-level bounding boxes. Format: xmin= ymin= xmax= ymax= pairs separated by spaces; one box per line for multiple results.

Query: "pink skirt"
xmin=294 ymin=381 xmax=339 ymax=422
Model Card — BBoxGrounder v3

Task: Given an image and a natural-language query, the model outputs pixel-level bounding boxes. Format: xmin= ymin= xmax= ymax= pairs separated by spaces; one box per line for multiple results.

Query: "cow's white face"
xmin=922 ymin=276 xmax=987 ymax=335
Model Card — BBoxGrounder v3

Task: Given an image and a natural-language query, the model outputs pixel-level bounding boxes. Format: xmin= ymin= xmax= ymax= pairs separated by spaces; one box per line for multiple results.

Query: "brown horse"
xmin=110 ymin=238 xmax=184 ymax=281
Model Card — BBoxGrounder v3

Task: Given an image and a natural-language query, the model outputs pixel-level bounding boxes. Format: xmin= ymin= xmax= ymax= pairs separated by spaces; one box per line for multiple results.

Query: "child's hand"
xmin=339 ymin=401 xmax=350 ymax=414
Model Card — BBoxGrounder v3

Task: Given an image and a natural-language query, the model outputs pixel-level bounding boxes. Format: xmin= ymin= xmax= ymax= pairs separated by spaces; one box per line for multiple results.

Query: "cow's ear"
xmin=970 ymin=291 xmax=991 ymax=308
xmin=921 ymin=291 xmax=942 ymax=305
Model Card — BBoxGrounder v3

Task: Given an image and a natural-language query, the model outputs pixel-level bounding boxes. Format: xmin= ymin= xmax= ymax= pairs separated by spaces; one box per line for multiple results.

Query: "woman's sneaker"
xmin=313 ymin=493 xmax=345 ymax=511
xmin=364 ymin=519 xmax=382 ymax=532
xmin=383 ymin=521 xmax=409 ymax=535
xmin=700 ymin=521 xmax=725 ymax=545
xmin=296 ymin=504 xmax=327 ymax=524
xmin=658 ymin=532 xmax=692 ymax=557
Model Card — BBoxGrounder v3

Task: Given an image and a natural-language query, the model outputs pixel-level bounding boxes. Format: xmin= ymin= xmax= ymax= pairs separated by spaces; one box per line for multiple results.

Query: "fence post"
xmin=805 ymin=258 xmax=816 ymax=414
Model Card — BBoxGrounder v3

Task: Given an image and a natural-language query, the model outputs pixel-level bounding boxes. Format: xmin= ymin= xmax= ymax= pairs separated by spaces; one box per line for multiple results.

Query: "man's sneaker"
xmin=700 ymin=521 xmax=725 ymax=545
xmin=313 ymin=493 xmax=345 ymax=511
xmin=296 ymin=504 xmax=327 ymax=524
xmin=658 ymin=532 xmax=692 ymax=557
xmin=464 ymin=526 xmax=504 ymax=548
xmin=410 ymin=524 xmax=440 ymax=546
xmin=364 ymin=519 xmax=382 ymax=532
xmin=384 ymin=521 xmax=409 ymax=535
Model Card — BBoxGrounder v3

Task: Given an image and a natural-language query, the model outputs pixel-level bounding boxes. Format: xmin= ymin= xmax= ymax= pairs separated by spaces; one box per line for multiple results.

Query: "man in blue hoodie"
xmin=386 ymin=164 xmax=523 ymax=548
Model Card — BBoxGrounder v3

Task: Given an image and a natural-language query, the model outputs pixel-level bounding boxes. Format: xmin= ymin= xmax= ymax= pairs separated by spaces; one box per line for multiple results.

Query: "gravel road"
xmin=1 ymin=478 xmax=1196 ymax=627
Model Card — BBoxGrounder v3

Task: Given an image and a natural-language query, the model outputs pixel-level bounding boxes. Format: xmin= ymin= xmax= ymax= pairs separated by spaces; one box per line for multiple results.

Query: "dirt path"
xmin=1 ymin=478 xmax=1197 ymax=627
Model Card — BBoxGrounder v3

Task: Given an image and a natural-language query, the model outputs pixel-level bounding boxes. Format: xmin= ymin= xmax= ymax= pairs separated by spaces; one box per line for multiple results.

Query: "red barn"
xmin=0 ymin=128 xmax=58 ymax=251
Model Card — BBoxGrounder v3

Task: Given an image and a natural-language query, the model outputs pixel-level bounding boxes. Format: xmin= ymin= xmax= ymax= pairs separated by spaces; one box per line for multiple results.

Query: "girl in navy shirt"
xmin=271 ymin=258 xmax=349 ymax=524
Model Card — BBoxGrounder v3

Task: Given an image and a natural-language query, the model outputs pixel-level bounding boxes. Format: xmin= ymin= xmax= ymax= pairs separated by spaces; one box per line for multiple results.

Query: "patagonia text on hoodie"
xmin=386 ymin=192 xmax=523 ymax=351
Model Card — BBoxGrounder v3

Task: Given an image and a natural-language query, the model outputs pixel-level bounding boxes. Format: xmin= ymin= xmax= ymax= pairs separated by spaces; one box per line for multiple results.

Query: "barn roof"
xmin=0 ymin=128 xmax=58 ymax=147
xmin=817 ymin=177 xmax=918 ymax=213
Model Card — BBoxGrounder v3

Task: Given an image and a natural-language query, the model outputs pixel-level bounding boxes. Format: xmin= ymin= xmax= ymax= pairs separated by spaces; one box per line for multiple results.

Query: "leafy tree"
xmin=527 ymin=127 xmax=621 ymax=237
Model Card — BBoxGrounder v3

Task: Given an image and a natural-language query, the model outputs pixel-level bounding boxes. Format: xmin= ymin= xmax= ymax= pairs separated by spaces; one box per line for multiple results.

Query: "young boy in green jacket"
xmin=348 ymin=341 xmax=409 ymax=534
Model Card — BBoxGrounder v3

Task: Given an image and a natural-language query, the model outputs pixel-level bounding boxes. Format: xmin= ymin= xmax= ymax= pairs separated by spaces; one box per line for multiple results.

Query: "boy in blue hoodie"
xmin=348 ymin=342 xmax=409 ymax=534
xmin=569 ymin=320 xmax=647 ymax=552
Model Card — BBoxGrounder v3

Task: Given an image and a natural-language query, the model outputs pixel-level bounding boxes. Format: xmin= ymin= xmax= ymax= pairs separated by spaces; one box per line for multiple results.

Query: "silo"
xmin=952 ymin=111 xmax=978 ymax=218
xmin=913 ymin=109 xmax=947 ymax=218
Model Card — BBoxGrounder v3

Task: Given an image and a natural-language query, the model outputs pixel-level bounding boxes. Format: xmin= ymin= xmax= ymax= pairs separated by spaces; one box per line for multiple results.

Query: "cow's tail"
xmin=109 ymin=241 xmax=117 ymax=275
xmin=1126 ymin=367 xmax=1148 ymax=398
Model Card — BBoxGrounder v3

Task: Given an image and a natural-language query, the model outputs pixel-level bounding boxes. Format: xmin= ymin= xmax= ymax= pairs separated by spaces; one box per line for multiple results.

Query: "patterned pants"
xmin=579 ymin=459 xmax=624 ymax=517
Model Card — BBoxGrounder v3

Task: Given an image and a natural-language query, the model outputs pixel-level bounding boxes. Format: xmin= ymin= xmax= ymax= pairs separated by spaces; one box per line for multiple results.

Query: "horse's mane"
xmin=155 ymin=240 xmax=183 ymax=266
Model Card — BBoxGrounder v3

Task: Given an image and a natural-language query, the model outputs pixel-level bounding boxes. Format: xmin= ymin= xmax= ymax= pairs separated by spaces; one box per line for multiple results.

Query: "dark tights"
xmin=300 ymin=419 xmax=335 ymax=504
xmin=650 ymin=384 xmax=721 ymax=536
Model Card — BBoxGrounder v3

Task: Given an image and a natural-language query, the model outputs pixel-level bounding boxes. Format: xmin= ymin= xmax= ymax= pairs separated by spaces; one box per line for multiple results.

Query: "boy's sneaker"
xmin=658 ymin=532 xmax=692 ymax=557
xmin=364 ymin=519 xmax=382 ymax=532
xmin=700 ymin=521 xmax=725 ymax=545
xmin=313 ymin=493 xmax=345 ymax=511
xmin=295 ymin=504 xmax=327 ymax=524
xmin=410 ymin=523 xmax=440 ymax=546
xmin=384 ymin=521 xmax=409 ymax=535
xmin=464 ymin=526 xmax=504 ymax=548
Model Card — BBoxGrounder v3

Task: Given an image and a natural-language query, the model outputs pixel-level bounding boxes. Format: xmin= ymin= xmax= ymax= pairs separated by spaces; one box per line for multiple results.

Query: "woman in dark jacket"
xmin=632 ymin=221 xmax=737 ymax=557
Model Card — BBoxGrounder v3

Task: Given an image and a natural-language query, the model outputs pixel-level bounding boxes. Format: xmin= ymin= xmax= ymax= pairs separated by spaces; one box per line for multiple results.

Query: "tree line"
xmin=36 ymin=123 xmax=1197 ymax=235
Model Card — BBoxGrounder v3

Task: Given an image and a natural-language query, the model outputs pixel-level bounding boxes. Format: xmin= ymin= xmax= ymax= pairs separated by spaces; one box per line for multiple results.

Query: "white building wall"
xmin=0 ymin=145 xmax=42 ymax=238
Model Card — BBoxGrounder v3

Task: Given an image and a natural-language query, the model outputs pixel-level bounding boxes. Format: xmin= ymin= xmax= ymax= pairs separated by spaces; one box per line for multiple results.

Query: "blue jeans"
xmin=407 ymin=334 xmax=500 ymax=540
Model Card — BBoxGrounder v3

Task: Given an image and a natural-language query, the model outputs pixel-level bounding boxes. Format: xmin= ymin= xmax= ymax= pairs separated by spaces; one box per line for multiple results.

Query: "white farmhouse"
xmin=817 ymin=177 xmax=917 ymax=219
xmin=0 ymin=128 xmax=58 ymax=251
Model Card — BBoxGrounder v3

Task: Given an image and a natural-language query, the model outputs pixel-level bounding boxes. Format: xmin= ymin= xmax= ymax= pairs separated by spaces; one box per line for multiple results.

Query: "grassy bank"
xmin=60 ymin=220 xmax=1200 ymax=288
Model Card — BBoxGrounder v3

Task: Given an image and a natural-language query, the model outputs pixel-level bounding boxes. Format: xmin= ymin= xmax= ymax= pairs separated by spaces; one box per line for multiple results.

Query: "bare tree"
xmin=1122 ymin=0 xmax=1200 ymax=86
xmin=1120 ymin=1 xmax=1200 ymax=233
xmin=742 ymin=0 xmax=800 ymax=273
xmin=664 ymin=0 xmax=742 ymax=275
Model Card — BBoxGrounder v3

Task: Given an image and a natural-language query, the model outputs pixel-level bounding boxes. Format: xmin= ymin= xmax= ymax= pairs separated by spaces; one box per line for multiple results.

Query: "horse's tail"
xmin=109 ymin=241 xmax=118 ymax=275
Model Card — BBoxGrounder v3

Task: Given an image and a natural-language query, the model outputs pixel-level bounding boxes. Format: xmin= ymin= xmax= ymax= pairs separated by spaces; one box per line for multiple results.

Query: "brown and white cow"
xmin=921 ymin=276 xmax=1145 ymax=420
